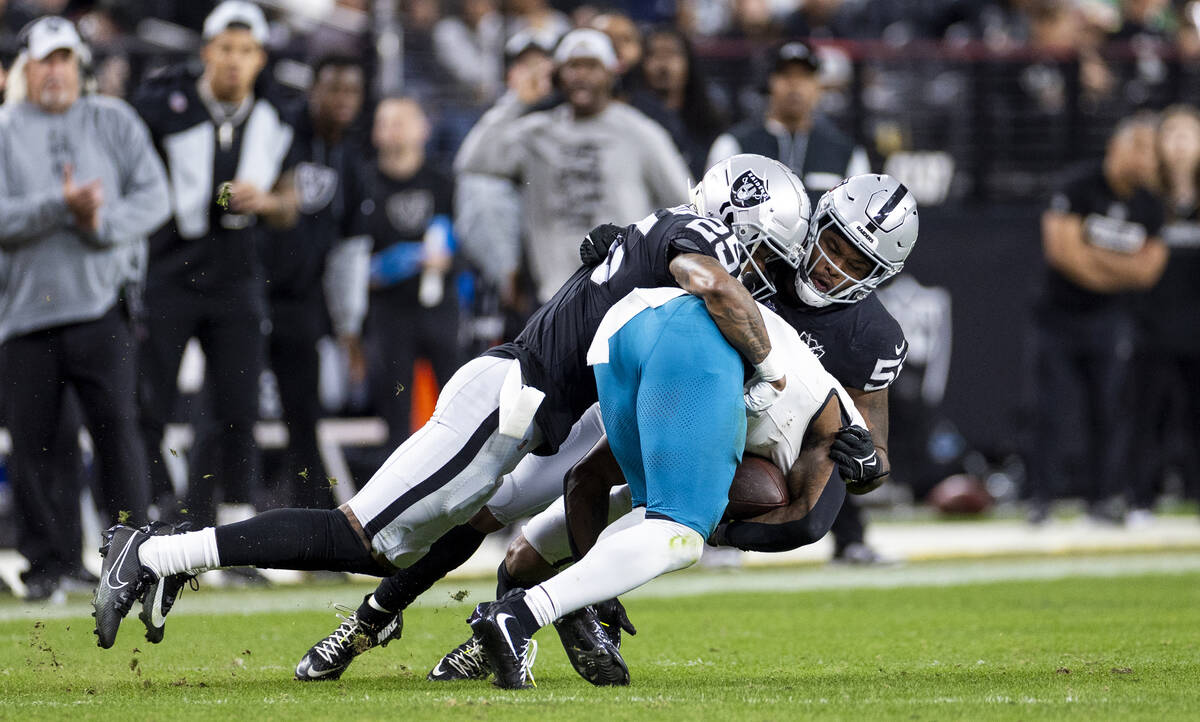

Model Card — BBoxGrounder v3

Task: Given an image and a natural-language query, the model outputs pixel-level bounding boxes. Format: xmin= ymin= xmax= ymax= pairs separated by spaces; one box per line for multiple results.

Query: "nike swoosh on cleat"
xmin=299 ymin=663 xmax=341 ymax=679
xmin=430 ymin=660 xmax=447 ymax=677
xmin=105 ymin=535 xmax=140 ymax=591
xmin=495 ymin=613 xmax=520 ymax=656
xmin=149 ymin=582 xmax=166 ymax=628
xmin=378 ymin=617 xmax=399 ymax=642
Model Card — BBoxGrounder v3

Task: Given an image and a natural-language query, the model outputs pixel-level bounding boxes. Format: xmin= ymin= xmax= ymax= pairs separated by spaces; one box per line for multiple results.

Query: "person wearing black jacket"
xmin=133 ymin=2 xmax=299 ymax=526
xmin=707 ymin=40 xmax=869 ymax=207
xmin=261 ymin=55 xmax=370 ymax=509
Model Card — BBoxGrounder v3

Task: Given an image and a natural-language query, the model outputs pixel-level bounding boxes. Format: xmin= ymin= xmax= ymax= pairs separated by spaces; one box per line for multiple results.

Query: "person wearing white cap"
xmin=456 ymin=27 xmax=693 ymax=304
xmin=130 ymin=0 xmax=298 ymax=535
xmin=0 ymin=16 xmax=171 ymax=601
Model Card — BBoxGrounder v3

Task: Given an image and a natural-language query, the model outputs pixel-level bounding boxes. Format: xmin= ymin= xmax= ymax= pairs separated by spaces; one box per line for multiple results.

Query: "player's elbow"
xmin=693 ymin=269 xmax=743 ymax=306
xmin=670 ymin=254 xmax=730 ymax=299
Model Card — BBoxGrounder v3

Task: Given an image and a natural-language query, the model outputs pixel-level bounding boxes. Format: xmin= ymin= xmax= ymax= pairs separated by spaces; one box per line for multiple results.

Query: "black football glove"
xmin=594 ymin=597 xmax=637 ymax=647
xmin=830 ymin=425 xmax=886 ymax=493
xmin=580 ymin=223 xmax=623 ymax=267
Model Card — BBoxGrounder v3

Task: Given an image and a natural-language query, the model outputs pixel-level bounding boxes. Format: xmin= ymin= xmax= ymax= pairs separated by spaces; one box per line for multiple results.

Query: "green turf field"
xmin=2 ymin=555 xmax=1198 ymax=721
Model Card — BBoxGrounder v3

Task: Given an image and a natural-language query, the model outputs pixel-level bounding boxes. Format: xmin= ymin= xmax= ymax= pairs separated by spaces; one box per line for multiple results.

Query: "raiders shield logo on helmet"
xmin=295 ymin=162 xmax=340 ymax=215
xmin=730 ymin=170 xmax=770 ymax=208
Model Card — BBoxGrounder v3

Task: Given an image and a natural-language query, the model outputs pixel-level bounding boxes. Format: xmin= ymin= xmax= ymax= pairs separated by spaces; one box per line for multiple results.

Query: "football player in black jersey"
xmin=428 ymin=173 xmax=919 ymax=686
xmin=91 ymin=157 xmax=799 ymax=654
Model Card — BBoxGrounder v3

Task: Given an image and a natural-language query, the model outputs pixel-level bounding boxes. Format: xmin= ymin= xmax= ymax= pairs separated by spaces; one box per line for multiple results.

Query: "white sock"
xmin=138 ymin=528 xmax=221 ymax=578
xmin=529 ymin=510 xmax=704 ymax=625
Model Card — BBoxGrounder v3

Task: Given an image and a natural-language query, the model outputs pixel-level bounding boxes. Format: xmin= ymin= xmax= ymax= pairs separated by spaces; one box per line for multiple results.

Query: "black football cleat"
xmin=138 ymin=522 xmax=198 ymax=644
xmin=427 ymin=635 xmax=490 ymax=681
xmin=554 ymin=606 xmax=630 ymax=686
xmin=92 ymin=524 xmax=154 ymax=649
xmin=294 ymin=605 xmax=403 ymax=681
xmin=468 ymin=590 xmax=539 ymax=689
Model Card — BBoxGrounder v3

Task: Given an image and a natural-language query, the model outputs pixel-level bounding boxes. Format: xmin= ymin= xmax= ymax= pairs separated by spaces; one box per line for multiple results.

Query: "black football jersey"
xmin=765 ymin=292 xmax=908 ymax=393
xmin=262 ymin=112 xmax=370 ymax=300
xmin=358 ymin=163 xmax=455 ymax=308
xmin=1042 ymin=162 xmax=1164 ymax=313
xmin=488 ymin=205 xmax=744 ymax=452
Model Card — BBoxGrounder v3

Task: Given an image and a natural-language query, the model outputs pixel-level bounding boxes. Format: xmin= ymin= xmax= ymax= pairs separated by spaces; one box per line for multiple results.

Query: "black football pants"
xmin=366 ymin=296 xmax=461 ymax=450
xmin=267 ymin=293 xmax=335 ymax=510
xmin=3 ymin=307 xmax=149 ymax=579
xmin=1030 ymin=307 xmax=1135 ymax=506
xmin=139 ymin=282 xmax=265 ymax=527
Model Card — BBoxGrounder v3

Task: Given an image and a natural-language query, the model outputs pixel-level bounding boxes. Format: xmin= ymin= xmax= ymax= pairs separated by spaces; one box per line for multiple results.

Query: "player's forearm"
xmin=669 ymin=253 xmax=773 ymax=365
xmin=717 ymin=467 xmax=846 ymax=552
xmin=702 ymin=279 xmax=773 ymax=364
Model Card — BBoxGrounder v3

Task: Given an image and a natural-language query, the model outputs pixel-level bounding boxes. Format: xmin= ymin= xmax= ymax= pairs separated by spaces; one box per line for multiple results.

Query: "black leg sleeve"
xmin=496 ymin=559 xmax=523 ymax=599
xmin=214 ymin=508 xmax=393 ymax=576
xmin=368 ymin=523 xmax=487 ymax=612
xmin=828 ymin=494 xmax=865 ymax=553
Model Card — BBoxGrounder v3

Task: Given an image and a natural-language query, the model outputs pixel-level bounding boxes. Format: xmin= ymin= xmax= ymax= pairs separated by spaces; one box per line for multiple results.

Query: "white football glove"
xmin=744 ymin=349 xmax=786 ymax=415
xmin=744 ymin=373 xmax=785 ymax=415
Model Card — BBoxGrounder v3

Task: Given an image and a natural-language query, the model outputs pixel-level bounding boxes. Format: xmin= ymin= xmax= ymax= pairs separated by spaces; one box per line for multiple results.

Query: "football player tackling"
xmin=90 ymin=157 xmax=793 ymax=651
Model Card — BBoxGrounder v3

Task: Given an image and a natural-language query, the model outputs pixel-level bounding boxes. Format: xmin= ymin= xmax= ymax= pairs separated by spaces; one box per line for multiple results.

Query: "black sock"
xmin=495 ymin=560 xmax=525 ymax=599
xmin=214 ymin=508 xmax=391 ymax=576
xmin=367 ymin=523 xmax=488 ymax=614
xmin=354 ymin=593 xmax=393 ymax=628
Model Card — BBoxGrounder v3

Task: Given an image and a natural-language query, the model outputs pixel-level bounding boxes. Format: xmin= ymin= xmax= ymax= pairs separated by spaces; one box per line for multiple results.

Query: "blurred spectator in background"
xmin=709 ymin=41 xmax=869 ymax=218
xmin=134 ymin=1 xmax=298 ymax=527
xmin=433 ymin=0 xmax=505 ymax=107
xmin=0 ymin=16 xmax=169 ymax=600
xmin=261 ymin=54 xmax=368 ymax=510
xmin=505 ymin=0 xmax=570 ymax=44
xmin=1128 ymin=105 xmax=1200 ymax=516
xmin=361 ymin=97 xmax=459 ymax=451
xmin=305 ymin=0 xmax=372 ymax=61
xmin=721 ymin=0 xmax=784 ymax=44
xmin=430 ymin=0 xmax=505 ymax=161
xmin=590 ymin=10 xmax=642 ymax=79
xmin=630 ymin=25 xmax=726 ymax=180
xmin=1031 ymin=112 xmax=1167 ymax=525
xmin=452 ymin=32 xmax=554 ymax=341
xmin=785 ymin=0 xmax=883 ymax=39
xmin=456 ymin=28 xmax=691 ymax=303
xmin=401 ymin=0 xmax=442 ymax=103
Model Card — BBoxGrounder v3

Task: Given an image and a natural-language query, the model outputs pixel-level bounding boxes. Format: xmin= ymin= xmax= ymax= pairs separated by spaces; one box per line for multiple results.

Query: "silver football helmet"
xmin=797 ymin=174 xmax=918 ymax=307
xmin=692 ymin=154 xmax=812 ymax=299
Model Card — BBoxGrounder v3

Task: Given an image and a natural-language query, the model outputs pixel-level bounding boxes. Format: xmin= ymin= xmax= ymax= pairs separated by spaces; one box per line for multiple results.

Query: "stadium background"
xmin=0 ymin=0 xmax=1198 ymax=577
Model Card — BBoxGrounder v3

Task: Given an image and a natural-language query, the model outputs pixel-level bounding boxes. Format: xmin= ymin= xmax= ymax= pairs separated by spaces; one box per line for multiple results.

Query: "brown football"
xmin=724 ymin=454 xmax=789 ymax=521
xmin=927 ymin=474 xmax=994 ymax=515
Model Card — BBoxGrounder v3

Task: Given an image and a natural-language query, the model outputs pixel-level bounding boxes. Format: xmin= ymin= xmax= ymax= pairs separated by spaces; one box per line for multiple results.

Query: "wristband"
xmin=754 ymin=348 xmax=785 ymax=383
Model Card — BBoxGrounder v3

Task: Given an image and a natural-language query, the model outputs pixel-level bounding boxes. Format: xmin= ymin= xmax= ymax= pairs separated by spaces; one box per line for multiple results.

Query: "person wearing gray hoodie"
xmin=0 ymin=16 xmax=170 ymax=601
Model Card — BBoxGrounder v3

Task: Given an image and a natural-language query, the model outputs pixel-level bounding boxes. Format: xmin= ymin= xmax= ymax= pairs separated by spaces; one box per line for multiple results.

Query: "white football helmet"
xmin=692 ymin=154 xmax=812 ymax=299
xmin=797 ymin=173 xmax=918 ymax=307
